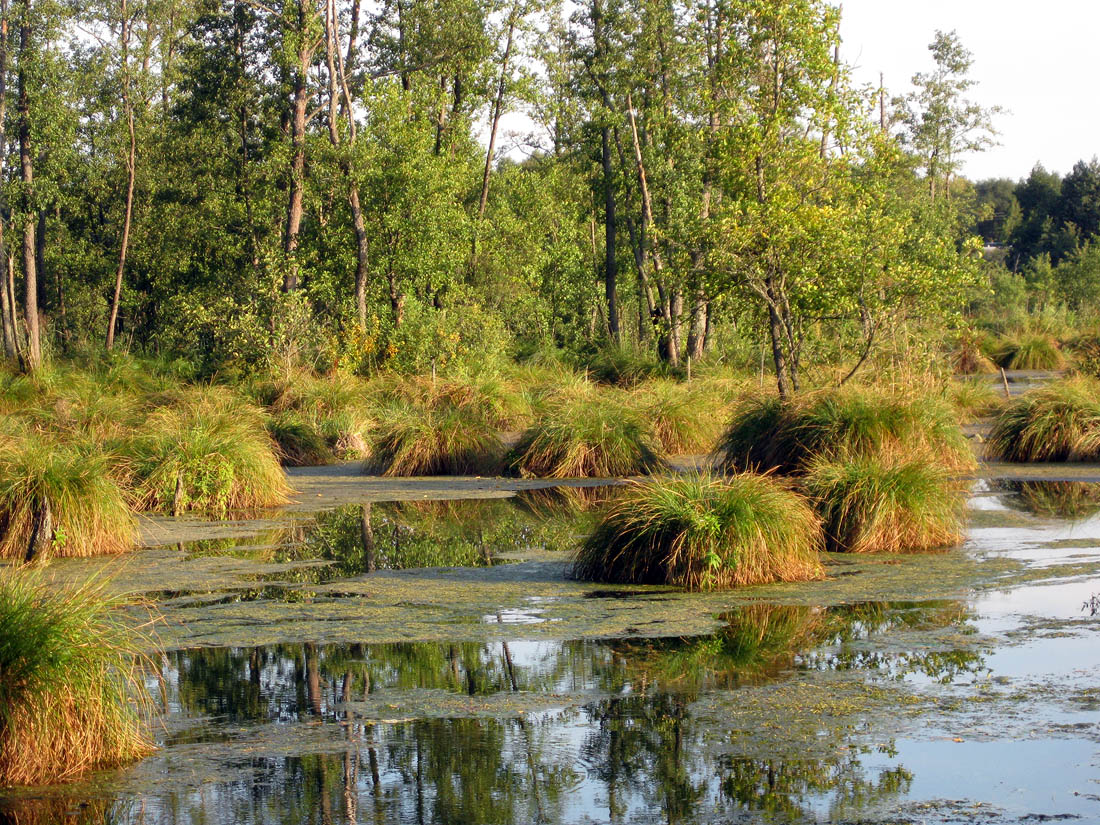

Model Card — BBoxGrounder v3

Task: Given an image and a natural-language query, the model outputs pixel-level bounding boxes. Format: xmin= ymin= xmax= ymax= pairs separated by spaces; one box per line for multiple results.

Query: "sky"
xmin=838 ymin=0 xmax=1100 ymax=182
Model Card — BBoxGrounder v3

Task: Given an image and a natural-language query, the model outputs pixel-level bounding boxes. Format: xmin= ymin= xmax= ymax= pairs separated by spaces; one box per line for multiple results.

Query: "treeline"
xmin=972 ymin=160 xmax=1100 ymax=317
xmin=0 ymin=0 xmax=990 ymax=395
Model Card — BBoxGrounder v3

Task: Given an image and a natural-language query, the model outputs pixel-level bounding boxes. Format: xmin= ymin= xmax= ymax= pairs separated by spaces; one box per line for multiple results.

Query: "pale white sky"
xmin=839 ymin=0 xmax=1099 ymax=182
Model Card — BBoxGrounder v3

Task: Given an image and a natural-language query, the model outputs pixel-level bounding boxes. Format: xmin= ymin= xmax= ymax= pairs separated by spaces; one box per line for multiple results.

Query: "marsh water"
xmin=2 ymin=475 xmax=1100 ymax=824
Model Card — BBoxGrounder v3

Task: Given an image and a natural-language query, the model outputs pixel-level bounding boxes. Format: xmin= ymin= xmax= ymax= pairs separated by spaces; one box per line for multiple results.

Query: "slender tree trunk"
xmin=0 ymin=246 xmax=15 ymax=358
xmin=765 ymin=277 xmax=790 ymax=400
xmin=282 ymin=0 xmax=312 ymax=293
xmin=686 ymin=290 xmax=707 ymax=360
xmin=478 ymin=7 xmax=516 ymax=217
xmin=107 ymin=0 xmax=136 ymax=351
xmin=0 ymin=0 xmax=13 ymax=360
xmin=601 ymin=125 xmax=619 ymax=342
xmin=18 ymin=8 xmax=39 ymax=372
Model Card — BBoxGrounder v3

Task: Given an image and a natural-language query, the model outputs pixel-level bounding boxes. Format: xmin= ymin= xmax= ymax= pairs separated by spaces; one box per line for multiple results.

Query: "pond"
xmin=1 ymin=477 xmax=1099 ymax=824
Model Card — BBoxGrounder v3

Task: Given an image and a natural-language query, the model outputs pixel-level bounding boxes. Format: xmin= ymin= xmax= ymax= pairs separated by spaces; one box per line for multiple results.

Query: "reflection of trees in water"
xmin=120 ymin=600 xmax=983 ymax=823
xmin=720 ymin=752 xmax=912 ymax=821
xmin=997 ymin=480 xmax=1100 ymax=519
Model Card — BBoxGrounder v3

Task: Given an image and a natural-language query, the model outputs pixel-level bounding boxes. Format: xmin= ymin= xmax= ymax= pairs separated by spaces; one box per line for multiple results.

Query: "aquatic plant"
xmin=511 ymin=388 xmax=663 ymax=478
xmin=0 ymin=436 xmax=135 ymax=560
xmin=713 ymin=388 xmax=973 ymax=475
xmin=124 ymin=386 xmax=289 ymax=514
xmin=573 ymin=473 xmax=823 ymax=590
xmin=991 ymin=332 xmax=1067 ymax=371
xmin=803 ymin=453 xmax=966 ymax=553
xmin=0 ymin=567 xmax=153 ymax=785
xmin=986 ymin=378 xmax=1100 ymax=462
xmin=368 ymin=399 xmax=503 ymax=476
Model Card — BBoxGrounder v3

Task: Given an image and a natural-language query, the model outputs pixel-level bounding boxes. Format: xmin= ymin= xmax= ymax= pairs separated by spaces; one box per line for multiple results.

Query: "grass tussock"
xmin=0 ymin=437 xmax=135 ymax=561
xmin=572 ymin=473 xmax=823 ymax=590
xmin=713 ymin=388 xmax=974 ymax=475
xmin=0 ymin=567 xmax=153 ymax=786
xmin=804 ymin=453 xmax=966 ymax=553
xmin=992 ymin=332 xmax=1067 ymax=371
xmin=948 ymin=330 xmax=997 ymax=375
xmin=367 ymin=400 xmax=504 ymax=476
xmin=367 ymin=372 xmax=529 ymax=431
xmin=124 ymin=387 xmax=289 ymax=514
xmin=945 ymin=378 xmax=1003 ymax=420
xmin=631 ymin=380 xmax=728 ymax=454
xmin=987 ymin=378 xmax=1100 ymax=462
xmin=511 ymin=388 xmax=663 ymax=478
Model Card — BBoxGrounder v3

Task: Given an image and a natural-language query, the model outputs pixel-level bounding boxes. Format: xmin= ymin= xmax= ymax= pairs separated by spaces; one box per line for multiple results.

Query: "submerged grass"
xmin=573 ymin=473 xmax=823 ymax=590
xmin=511 ymin=387 xmax=663 ymax=478
xmin=803 ymin=453 xmax=966 ymax=554
xmin=713 ymin=387 xmax=974 ymax=475
xmin=987 ymin=377 xmax=1100 ymax=462
xmin=123 ymin=386 xmax=289 ymax=514
xmin=0 ymin=567 xmax=153 ymax=786
xmin=0 ymin=436 xmax=135 ymax=561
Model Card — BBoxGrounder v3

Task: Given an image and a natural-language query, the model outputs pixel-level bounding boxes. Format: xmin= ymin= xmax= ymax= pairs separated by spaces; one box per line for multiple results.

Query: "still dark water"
xmin=2 ymin=484 xmax=1099 ymax=824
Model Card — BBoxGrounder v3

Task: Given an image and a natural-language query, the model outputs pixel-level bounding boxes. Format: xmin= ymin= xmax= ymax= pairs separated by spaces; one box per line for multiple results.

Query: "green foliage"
xmin=123 ymin=387 xmax=289 ymax=513
xmin=510 ymin=387 xmax=663 ymax=478
xmin=987 ymin=378 xmax=1100 ymax=462
xmin=573 ymin=473 xmax=823 ymax=590
xmin=803 ymin=453 xmax=966 ymax=553
xmin=713 ymin=388 xmax=973 ymax=475
xmin=0 ymin=567 xmax=153 ymax=785
xmin=0 ymin=435 xmax=135 ymax=560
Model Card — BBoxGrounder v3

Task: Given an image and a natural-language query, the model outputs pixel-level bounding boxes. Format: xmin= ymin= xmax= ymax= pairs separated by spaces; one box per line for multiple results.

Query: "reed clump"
xmin=992 ymin=332 xmax=1067 ymax=371
xmin=631 ymin=380 xmax=728 ymax=454
xmin=803 ymin=453 xmax=967 ymax=554
xmin=0 ymin=567 xmax=154 ymax=786
xmin=713 ymin=387 xmax=974 ymax=475
xmin=572 ymin=473 xmax=823 ymax=590
xmin=368 ymin=399 xmax=504 ymax=476
xmin=123 ymin=386 xmax=289 ymax=514
xmin=0 ymin=436 xmax=135 ymax=561
xmin=511 ymin=387 xmax=663 ymax=478
xmin=987 ymin=378 xmax=1100 ymax=462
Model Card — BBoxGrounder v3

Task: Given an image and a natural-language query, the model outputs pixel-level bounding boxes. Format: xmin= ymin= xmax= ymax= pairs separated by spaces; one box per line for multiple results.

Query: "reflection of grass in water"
xmin=612 ymin=600 xmax=975 ymax=693
xmin=998 ymin=480 xmax=1100 ymax=519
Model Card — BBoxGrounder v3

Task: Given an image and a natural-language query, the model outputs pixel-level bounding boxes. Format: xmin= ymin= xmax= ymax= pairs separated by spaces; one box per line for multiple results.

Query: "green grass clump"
xmin=803 ymin=453 xmax=966 ymax=554
xmin=0 ymin=436 xmax=135 ymax=561
xmin=124 ymin=387 xmax=290 ymax=514
xmin=367 ymin=372 xmax=529 ymax=431
xmin=573 ymin=473 xmax=823 ymax=590
xmin=992 ymin=333 xmax=1067 ymax=371
xmin=511 ymin=388 xmax=663 ymax=478
xmin=945 ymin=378 xmax=1003 ymax=420
xmin=987 ymin=378 xmax=1100 ymax=462
xmin=368 ymin=400 xmax=503 ymax=476
xmin=265 ymin=411 xmax=332 ymax=467
xmin=713 ymin=388 xmax=974 ymax=475
xmin=0 ymin=567 xmax=153 ymax=786
xmin=948 ymin=330 xmax=997 ymax=375
xmin=631 ymin=380 xmax=727 ymax=454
